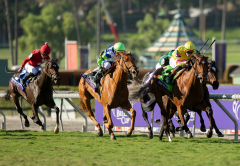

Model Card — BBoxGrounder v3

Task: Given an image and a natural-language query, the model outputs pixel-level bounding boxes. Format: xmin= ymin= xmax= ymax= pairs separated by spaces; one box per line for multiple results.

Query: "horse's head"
xmin=191 ymin=54 xmax=209 ymax=84
xmin=207 ymin=60 xmax=219 ymax=90
xmin=45 ymin=59 xmax=61 ymax=85
xmin=118 ymin=51 xmax=139 ymax=79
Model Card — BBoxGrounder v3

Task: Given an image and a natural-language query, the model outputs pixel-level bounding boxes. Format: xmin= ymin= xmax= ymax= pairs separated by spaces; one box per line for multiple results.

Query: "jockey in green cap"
xmin=88 ymin=42 xmax=125 ymax=82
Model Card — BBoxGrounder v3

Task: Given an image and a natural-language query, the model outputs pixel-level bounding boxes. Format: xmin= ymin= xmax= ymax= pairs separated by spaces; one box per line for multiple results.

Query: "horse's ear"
xmin=55 ymin=58 xmax=58 ymax=62
xmin=127 ymin=51 xmax=131 ymax=55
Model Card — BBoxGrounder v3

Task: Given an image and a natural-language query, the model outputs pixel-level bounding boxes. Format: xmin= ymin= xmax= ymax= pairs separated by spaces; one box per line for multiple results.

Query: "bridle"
xmin=43 ymin=61 xmax=59 ymax=81
xmin=118 ymin=53 xmax=137 ymax=74
xmin=190 ymin=56 xmax=208 ymax=79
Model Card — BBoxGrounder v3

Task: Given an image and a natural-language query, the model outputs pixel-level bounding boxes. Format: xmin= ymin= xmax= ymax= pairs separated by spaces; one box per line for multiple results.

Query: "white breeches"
xmin=101 ymin=61 xmax=112 ymax=70
xmin=155 ymin=63 xmax=162 ymax=70
xmin=24 ymin=63 xmax=43 ymax=75
xmin=169 ymin=57 xmax=177 ymax=68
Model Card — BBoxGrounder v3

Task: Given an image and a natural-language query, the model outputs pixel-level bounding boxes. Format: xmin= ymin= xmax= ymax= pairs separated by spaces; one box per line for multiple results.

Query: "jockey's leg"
xmin=21 ymin=64 xmax=37 ymax=87
xmin=166 ymin=66 xmax=182 ymax=84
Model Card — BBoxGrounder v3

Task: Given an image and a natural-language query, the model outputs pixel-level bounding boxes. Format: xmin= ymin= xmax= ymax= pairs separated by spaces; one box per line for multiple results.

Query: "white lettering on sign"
xmin=111 ymin=108 xmax=131 ymax=124
xmin=233 ymin=101 xmax=240 ymax=121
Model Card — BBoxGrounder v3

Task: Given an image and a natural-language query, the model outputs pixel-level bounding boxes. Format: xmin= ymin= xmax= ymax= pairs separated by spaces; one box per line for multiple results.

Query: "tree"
xmin=4 ymin=0 xmax=14 ymax=66
xmin=18 ymin=2 xmax=94 ymax=62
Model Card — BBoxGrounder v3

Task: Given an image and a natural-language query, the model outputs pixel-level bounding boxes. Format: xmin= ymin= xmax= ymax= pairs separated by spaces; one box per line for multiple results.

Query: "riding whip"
xmin=199 ymin=38 xmax=209 ymax=52
xmin=203 ymin=39 xmax=216 ymax=56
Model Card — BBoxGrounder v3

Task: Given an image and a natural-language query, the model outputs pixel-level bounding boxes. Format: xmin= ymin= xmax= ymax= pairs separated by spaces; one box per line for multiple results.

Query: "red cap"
xmin=40 ymin=42 xmax=51 ymax=54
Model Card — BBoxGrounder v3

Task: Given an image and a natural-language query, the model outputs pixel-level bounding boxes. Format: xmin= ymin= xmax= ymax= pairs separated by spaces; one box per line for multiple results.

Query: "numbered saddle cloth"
xmin=158 ymin=65 xmax=174 ymax=92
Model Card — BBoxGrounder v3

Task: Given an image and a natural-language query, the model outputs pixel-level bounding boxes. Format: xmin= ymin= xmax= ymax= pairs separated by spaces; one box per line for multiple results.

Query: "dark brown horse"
xmin=3 ymin=60 xmax=61 ymax=133
xmin=128 ymin=54 xmax=209 ymax=141
xmin=78 ymin=51 xmax=139 ymax=140
xmin=139 ymin=60 xmax=223 ymax=139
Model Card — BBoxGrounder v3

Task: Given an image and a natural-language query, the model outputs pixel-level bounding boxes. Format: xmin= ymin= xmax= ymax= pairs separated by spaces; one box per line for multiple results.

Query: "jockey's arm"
xmin=18 ymin=57 xmax=30 ymax=72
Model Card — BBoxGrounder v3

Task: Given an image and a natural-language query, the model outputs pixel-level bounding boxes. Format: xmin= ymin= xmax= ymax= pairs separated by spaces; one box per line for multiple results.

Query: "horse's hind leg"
xmin=30 ymin=104 xmax=44 ymax=130
xmin=79 ymin=88 xmax=102 ymax=136
xmin=12 ymin=94 xmax=30 ymax=127
xmin=45 ymin=99 xmax=60 ymax=134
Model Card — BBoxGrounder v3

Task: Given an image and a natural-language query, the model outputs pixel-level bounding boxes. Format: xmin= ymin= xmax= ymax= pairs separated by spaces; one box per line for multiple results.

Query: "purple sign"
xmin=95 ymin=86 xmax=240 ymax=131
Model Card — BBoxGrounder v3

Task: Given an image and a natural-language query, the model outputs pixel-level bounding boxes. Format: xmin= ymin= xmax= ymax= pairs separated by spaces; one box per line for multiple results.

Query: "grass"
xmin=0 ymin=130 xmax=239 ymax=166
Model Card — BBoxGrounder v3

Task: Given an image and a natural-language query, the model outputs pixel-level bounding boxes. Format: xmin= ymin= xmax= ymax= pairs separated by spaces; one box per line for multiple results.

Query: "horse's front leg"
xmin=103 ymin=105 xmax=116 ymax=140
xmin=191 ymin=107 xmax=206 ymax=132
xmin=194 ymin=101 xmax=214 ymax=138
xmin=45 ymin=99 xmax=59 ymax=134
xmin=120 ymin=100 xmax=136 ymax=137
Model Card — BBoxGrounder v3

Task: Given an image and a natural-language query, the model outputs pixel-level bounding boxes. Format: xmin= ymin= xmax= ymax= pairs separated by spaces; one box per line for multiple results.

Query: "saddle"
xmin=158 ymin=66 xmax=186 ymax=92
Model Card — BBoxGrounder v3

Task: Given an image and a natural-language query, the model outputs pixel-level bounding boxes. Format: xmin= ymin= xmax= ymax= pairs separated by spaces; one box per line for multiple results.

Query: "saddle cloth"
xmin=9 ymin=70 xmax=30 ymax=92
xmin=158 ymin=66 xmax=185 ymax=93
xmin=80 ymin=74 xmax=98 ymax=92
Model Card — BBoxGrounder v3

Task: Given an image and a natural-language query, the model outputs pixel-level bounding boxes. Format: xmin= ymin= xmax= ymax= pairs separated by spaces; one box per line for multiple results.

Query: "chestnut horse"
xmin=78 ymin=52 xmax=139 ymax=140
xmin=128 ymin=54 xmax=209 ymax=141
xmin=139 ymin=60 xmax=223 ymax=139
xmin=2 ymin=60 xmax=61 ymax=133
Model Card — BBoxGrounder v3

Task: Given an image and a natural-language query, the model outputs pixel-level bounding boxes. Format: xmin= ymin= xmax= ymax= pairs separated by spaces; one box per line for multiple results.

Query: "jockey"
xmin=18 ymin=42 xmax=51 ymax=87
xmin=88 ymin=42 xmax=125 ymax=82
xmin=155 ymin=50 xmax=174 ymax=70
xmin=166 ymin=41 xmax=200 ymax=84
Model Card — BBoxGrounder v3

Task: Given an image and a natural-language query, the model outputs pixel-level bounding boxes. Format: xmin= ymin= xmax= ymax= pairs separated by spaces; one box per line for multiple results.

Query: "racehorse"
xmin=139 ymin=60 xmax=223 ymax=139
xmin=78 ymin=51 xmax=139 ymax=140
xmin=128 ymin=54 xmax=210 ymax=141
xmin=3 ymin=60 xmax=61 ymax=133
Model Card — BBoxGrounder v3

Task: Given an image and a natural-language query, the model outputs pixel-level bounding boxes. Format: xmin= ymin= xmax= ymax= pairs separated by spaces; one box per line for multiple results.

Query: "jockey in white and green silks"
xmin=88 ymin=42 xmax=125 ymax=82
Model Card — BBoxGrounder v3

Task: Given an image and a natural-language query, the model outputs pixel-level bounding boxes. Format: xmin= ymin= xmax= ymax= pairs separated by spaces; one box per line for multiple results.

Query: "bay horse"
xmin=128 ymin=54 xmax=210 ymax=141
xmin=3 ymin=60 xmax=61 ymax=133
xmin=78 ymin=51 xmax=139 ymax=140
xmin=139 ymin=60 xmax=223 ymax=139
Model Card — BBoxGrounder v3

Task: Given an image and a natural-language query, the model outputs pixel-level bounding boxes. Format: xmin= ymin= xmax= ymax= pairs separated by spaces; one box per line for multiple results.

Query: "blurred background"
xmin=1 ymin=0 xmax=240 ymax=86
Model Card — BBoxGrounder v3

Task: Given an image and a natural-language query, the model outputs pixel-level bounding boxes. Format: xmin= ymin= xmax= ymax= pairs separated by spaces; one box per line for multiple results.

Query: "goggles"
xmin=186 ymin=50 xmax=194 ymax=54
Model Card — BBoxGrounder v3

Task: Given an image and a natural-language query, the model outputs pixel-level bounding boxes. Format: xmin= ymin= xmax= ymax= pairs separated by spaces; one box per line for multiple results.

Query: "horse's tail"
xmin=2 ymin=90 xmax=11 ymax=101
xmin=141 ymin=95 xmax=157 ymax=112
xmin=128 ymin=80 xmax=150 ymax=104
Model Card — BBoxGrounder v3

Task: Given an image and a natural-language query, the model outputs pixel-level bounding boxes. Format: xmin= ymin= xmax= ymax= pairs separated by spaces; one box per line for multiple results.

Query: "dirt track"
xmin=0 ymin=116 xmax=237 ymax=140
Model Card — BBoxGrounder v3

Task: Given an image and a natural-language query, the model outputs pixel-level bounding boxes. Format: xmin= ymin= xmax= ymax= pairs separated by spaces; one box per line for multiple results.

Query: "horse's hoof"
xmin=110 ymin=135 xmax=116 ymax=140
xmin=207 ymin=130 xmax=213 ymax=138
xmin=125 ymin=130 xmax=132 ymax=137
xmin=200 ymin=126 xmax=206 ymax=132
xmin=97 ymin=131 xmax=103 ymax=137
xmin=54 ymin=127 xmax=59 ymax=134
xmin=187 ymin=133 xmax=193 ymax=138
xmin=176 ymin=127 xmax=182 ymax=132
xmin=40 ymin=126 xmax=44 ymax=130
xmin=217 ymin=132 xmax=224 ymax=137
xmin=159 ymin=137 xmax=163 ymax=141
xmin=148 ymin=132 xmax=153 ymax=139
xmin=25 ymin=121 xmax=30 ymax=127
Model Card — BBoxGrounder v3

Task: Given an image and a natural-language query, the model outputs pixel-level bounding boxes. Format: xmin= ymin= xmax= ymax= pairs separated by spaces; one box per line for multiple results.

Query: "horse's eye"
xmin=125 ymin=59 xmax=128 ymax=62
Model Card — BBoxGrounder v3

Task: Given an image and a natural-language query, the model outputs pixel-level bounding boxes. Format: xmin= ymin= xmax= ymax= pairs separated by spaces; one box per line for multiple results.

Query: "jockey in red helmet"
xmin=18 ymin=42 xmax=51 ymax=86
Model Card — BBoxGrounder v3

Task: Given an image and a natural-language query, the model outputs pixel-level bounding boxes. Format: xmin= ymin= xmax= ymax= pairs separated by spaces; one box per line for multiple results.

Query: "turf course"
xmin=0 ymin=130 xmax=239 ymax=166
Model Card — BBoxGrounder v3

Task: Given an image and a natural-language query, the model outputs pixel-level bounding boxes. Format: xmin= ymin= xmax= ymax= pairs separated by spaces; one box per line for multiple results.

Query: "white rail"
xmin=0 ymin=91 xmax=87 ymax=132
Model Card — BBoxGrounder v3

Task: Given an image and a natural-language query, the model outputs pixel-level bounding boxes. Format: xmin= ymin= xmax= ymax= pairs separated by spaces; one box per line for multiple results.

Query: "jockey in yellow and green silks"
xmin=166 ymin=41 xmax=201 ymax=84
xmin=88 ymin=42 xmax=125 ymax=82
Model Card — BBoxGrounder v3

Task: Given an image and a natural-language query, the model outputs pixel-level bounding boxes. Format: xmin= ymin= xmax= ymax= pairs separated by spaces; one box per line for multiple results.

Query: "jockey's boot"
xmin=21 ymin=73 xmax=34 ymax=87
xmin=89 ymin=68 xmax=103 ymax=82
